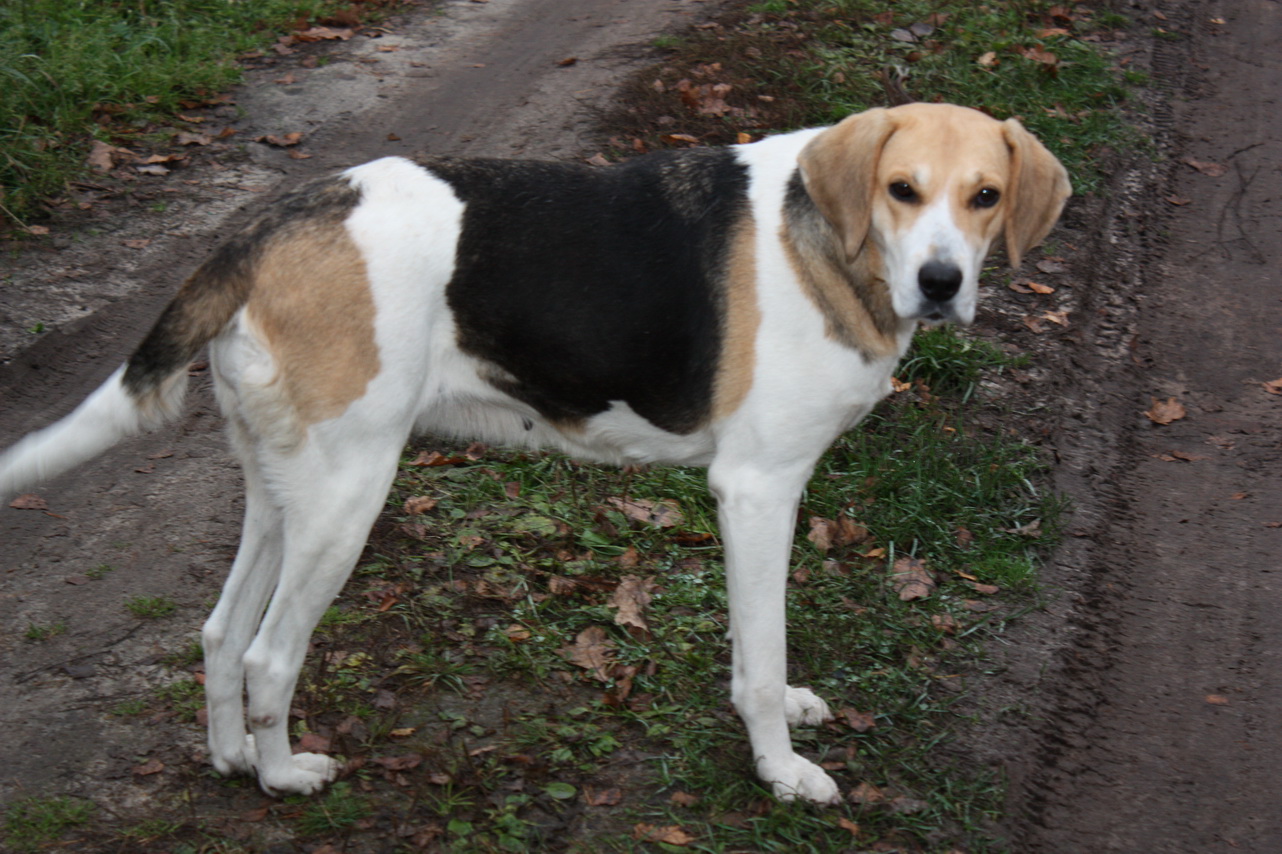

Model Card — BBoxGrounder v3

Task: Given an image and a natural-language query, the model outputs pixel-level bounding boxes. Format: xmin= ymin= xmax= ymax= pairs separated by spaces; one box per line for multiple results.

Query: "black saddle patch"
xmin=431 ymin=149 xmax=751 ymax=435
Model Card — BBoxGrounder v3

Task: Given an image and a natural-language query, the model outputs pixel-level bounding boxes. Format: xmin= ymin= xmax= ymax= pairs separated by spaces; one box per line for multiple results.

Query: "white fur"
xmin=0 ymin=111 xmax=1060 ymax=804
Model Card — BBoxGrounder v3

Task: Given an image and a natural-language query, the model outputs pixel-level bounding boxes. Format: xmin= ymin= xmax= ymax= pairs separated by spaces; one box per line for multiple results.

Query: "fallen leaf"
xmin=1205 ymin=694 xmax=1230 ymax=705
xmin=259 ymin=132 xmax=304 ymax=147
xmin=1022 ymin=315 xmax=1046 ymax=334
xmin=584 ymin=786 xmax=623 ymax=806
xmin=9 ymin=494 xmax=48 ymax=510
xmin=967 ymin=581 xmax=1000 ymax=595
xmin=1263 ymin=378 xmax=1282 ymax=395
xmin=839 ymin=707 xmax=877 ymax=732
xmin=296 ymin=732 xmax=331 ymax=753
xmin=1182 ymin=157 xmax=1228 ymax=177
xmin=293 ymin=26 xmax=354 ymax=42
xmin=1145 ymin=397 xmax=1187 ymax=425
xmin=135 ymin=164 xmax=170 ymax=176
xmin=1035 ymin=258 xmax=1067 ymax=274
xmin=409 ymin=450 xmax=469 ymax=466
xmin=1266 ymin=522 xmax=1282 ymax=529
xmin=1028 ymin=280 xmax=1056 ymax=294
xmin=609 ymin=575 xmax=657 ymax=639
xmin=1166 ymin=194 xmax=1192 ymax=206
xmin=122 ymin=238 xmax=151 ymax=249
xmin=660 ymin=133 xmax=700 ymax=146
xmin=390 ymin=727 xmax=416 ymax=737
xmin=977 ymin=51 xmax=999 ymax=67
xmin=931 ymin=613 xmax=960 ymax=634
xmin=837 ymin=816 xmax=861 ymax=836
xmin=607 ymin=496 xmax=683 ymax=528
xmin=562 ymin=625 xmax=616 ymax=682
xmin=132 ymin=758 xmax=165 ymax=776
xmin=585 ymin=152 xmax=611 ymax=167
xmin=404 ymin=496 xmax=437 ymax=514
xmin=557 ymin=56 xmax=578 ymax=67
xmin=633 ymin=824 xmax=694 ymax=846
xmin=87 ymin=140 xmax=132 ymax=172
xmin=849 ymin=782 xmax=886 ymax=804
xmin=669 ymin=790 xmax=700 ymax=807
xmin=1167 ymin=450 xmax=1208 ymax=462
xmin=890 ymin=557 xmax=936 ymax=601
xmin=1042 ymin=309 xmax=1070 ymax=326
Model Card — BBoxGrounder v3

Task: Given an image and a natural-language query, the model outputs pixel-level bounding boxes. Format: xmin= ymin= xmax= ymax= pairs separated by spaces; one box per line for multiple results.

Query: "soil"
xmin=1 ymin=0 xmax=1280 ymax=851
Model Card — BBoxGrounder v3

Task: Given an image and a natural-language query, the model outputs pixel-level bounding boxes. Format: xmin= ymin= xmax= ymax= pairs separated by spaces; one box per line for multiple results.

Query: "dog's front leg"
xmin=709 ymin=461 xmax=841 ymax=805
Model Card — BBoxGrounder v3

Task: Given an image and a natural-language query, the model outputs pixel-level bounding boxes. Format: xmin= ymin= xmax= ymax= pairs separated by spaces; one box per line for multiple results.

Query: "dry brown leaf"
xmin=1145 ymin=397 xmax=1187 ymax=425
xmin=977 ymin=51 xmax=998 ymax=67
xmin=9 ymin=493 xmax=48 ymax=510
xmin=403 ymin=496 xmax=437 ymax=515
xmin=1205 ymin=694 xmax=1230 ymax=705
xmin=889 ymin=556 xmax=935 ymax=601
xmin=584 ymin=786 xmax=623 ymax=806
xmin=259 ymin=132 xmax=304 ymax=147
xmin=562 ymin=625 xmax=616 ymax=682
xmin=839 ymin=707 xmax=877 ymax=732
xmin=87 ymin=140 xmax=131 ymax=172
xmin=1182 ymin=157 xmax=1228 ymax=177
xmin=1263 ymin=378 xmax=1282 ymax=395
xmin=931 ymin=614 xmax=960 ymax=634
xmin=669 ymin=790 xmax=700 ymax=807
xmin=132 ymin=758 xmax=165 ymax=776
xmin=609 ymin=575 xmax=657 ymax=639
xmin=607 ymin=496 xmax=683 ymax=528
xmin=633 ymin=824 xmax=694 ymax=846
xmin=1028 ymin=280 xmax=1056 ymax=294
xmin=837 ymin=816 xmax=861 ymax=836
xmin=849 ymin=781 xmax=886 ymax=805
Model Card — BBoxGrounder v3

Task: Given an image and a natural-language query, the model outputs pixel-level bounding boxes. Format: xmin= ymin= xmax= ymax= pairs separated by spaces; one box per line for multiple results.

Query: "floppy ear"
xmin=797 ymin=108 xmax=896 ymax=263
xmin=1002 ymin=118 xmax=1072 ymax=269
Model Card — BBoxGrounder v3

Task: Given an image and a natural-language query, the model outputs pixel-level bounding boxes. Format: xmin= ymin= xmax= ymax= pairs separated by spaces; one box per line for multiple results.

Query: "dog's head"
xmin=797 ymin=103 xmax=1071 ymax=326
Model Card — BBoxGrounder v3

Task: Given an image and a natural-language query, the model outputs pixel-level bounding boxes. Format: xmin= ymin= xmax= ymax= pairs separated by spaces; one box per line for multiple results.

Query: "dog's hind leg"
xmin=237 ymin=434 xmax=407 ymax=796
xmin=709 ymin=456 xmax=842 ymax=805
xmin=202 ymin=461 xmax=284 ymax=778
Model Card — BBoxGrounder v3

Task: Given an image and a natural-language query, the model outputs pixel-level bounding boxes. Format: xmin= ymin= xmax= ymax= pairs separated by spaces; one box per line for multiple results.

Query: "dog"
xmin=0 ymin=103 xmax=1069 ymax=804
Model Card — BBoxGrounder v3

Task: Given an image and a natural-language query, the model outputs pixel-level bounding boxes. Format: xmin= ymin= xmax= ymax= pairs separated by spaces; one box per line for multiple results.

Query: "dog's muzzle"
xmin=916 ymin=260 xmax=965 ymax=323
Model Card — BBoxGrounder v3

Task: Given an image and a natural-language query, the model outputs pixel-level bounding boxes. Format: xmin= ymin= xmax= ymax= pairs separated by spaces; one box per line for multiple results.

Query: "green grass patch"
xmin=2 ymin=796 xmax=95 ymax=853
xmin=0 ymin=0 xmax=375 ymax=224
xmin=126 ymin=595 xmax=177 ymax=618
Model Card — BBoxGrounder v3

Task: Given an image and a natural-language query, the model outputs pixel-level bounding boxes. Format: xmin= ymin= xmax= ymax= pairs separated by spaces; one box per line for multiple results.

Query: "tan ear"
xmin=797 ymin=108 xmax=896 ymax=263
xmin=1002 ymin=118 xmax=1072 ymax=268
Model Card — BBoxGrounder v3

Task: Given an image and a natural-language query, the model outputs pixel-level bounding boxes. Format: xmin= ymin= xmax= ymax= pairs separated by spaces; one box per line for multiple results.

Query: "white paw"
xmin=784 ymin=686 xmax=834 ymax=727
xmin=211 ymin=734 xmax=258 ymax=777
xmin=758 ymin=753 xmax=841 ymax=805
xmin=258 ymin=752 xmax=341 ymax=796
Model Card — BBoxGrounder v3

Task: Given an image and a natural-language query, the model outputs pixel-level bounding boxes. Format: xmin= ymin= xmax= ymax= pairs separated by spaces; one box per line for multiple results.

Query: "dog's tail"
xmin=0 ymin=236 xmax=256 ymax=497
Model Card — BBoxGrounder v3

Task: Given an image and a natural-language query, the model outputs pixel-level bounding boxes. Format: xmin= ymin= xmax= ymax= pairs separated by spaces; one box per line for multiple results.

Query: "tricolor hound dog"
xmin=0 ymin=103 xmax=1069 ymax=804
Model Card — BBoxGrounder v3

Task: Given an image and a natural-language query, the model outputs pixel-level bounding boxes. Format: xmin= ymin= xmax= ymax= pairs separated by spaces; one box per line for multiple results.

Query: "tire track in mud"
xmin=1003 ymin=2 xmax=1282 ymax=850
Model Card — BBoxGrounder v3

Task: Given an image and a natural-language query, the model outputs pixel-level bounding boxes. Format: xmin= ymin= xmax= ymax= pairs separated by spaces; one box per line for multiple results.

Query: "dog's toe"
xmin=760 ymin=754 xmax=841 ymax=805
xmin=784 ymin=686 xmax=834 ymax=727
xmin=258 ymin=752 xmax=341 ymax=796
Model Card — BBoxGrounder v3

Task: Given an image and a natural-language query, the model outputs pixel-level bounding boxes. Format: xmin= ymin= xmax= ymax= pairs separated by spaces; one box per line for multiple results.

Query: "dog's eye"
xmin=889 ymin=181 xmax=918 ymax=202
xmin=974 ymin=187 xmax=1001 ymax=208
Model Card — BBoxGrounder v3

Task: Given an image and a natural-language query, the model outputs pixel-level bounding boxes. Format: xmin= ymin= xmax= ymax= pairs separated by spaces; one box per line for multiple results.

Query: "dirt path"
xmin=0 ymin=0 xmax=704 ymax=811
xmin=1002 ymin=1 xmax=1282 ymax=850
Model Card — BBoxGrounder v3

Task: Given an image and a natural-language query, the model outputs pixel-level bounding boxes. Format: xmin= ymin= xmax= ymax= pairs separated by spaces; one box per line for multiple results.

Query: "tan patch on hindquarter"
xmin=244 ymin=223 xmax=380 ymax=425
xmin=712 ymin=219 xmax=762 ymax=418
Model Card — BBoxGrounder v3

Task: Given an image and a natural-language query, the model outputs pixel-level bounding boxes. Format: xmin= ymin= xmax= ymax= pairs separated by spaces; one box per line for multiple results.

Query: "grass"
xmin=0 ymin=0 xmax=380 ymax=225
xmin=23 ymin=620 xmax=66 ymax=641
xmin=126 ymin=595 xmax=177 ymax=618
xmin=2 ymin=796 xmax=95 ymax=853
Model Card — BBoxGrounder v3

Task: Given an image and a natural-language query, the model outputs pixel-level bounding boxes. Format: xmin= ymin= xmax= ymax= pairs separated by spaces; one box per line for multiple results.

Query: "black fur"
xmin=431 ymin=149 xmax=751 ymax=435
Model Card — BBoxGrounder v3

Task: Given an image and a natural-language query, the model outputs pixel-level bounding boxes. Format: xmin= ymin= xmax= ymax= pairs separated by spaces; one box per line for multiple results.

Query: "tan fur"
xmin=1001 ymin=117 xmax=1073 ymax=267
xmin=244 ymin=225 xmax=380 ymax=426
xmin=712 ymin=217 xmax=762 ymax=418
xmin=789 ymin=103 xmax=1069 ymax=351
xmin=780 ymin=213 xmax=900 ymax=360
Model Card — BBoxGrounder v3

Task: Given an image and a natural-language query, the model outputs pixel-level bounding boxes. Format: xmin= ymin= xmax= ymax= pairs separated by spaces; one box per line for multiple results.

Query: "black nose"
xmin=918 ymin=261 xmax=963 ymax=303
